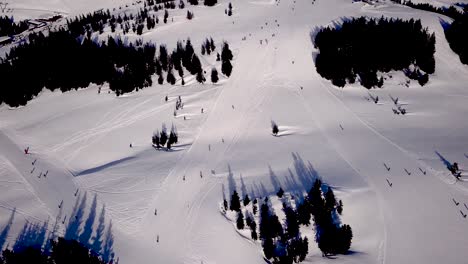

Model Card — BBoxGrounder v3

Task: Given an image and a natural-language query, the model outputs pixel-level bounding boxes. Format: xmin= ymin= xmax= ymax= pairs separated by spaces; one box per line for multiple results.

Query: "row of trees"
xmin=444 ymin=7 xmax=468 ymax=65
xmin=0 ymin=238 xmax=109 ymax=264
xmin=0 ymin=16 xmax=29 ymax=37
xmin=391 ymin=0 xmax=465 ymax=21
xmin=314 ymin=17 xmax=435 ymax=88
xmin=224 ymin=179 xmax=352 ymax=262
xmin=300 ymin=179 xmax=351 ymax=255
xmin=152 ymin=124 xmax=179 ymax=149
xmin=0 ymin=30 xmax=233 ymax=106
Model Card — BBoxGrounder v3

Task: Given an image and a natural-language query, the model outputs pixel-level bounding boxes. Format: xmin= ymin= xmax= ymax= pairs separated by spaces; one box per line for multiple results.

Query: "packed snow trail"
xmin=2 ymin=0 xmax=468 ymax=263
xmin=0 ymin=130 xmax=80 ymax=219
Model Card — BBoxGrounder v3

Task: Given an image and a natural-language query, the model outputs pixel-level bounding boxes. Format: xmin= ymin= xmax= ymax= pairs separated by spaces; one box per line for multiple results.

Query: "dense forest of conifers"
xmin=0 ymin=238 xmax=109 ymax=264
xmin=391 ymin=0 xmax=468 ymax=66
xmin=0 ymin=16 xmax=29 ymax=37
xmin=314 ymin=17 xmax=435 ymax=88
xmin=0 ymin=0 xmax=229 ymax=107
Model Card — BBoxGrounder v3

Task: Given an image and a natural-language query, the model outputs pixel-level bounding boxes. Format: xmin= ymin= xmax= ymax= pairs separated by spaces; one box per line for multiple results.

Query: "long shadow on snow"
xmin=75 ymin=156 xmax=136 ymax=176
xmin=435 ymin=151 xmax=452 ymax=169
xmin=0 ymin=208 xmax=15 ymax=250
xmin=13 ymin=220 xmax=48 ymax=252
xmin=79 ymin=194 xmax=98 ymax=247
xmin=439 ymin=17 xmax=452 ymax=31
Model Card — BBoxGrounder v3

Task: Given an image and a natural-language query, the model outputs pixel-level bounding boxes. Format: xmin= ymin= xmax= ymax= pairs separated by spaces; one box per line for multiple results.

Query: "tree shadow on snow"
xmin=435 ymin=151 xmax=452 ymax=169
xmin=439 ymin=17 xmax=452 ymax=31
xmin=0 ymin=208 xmax=15 ymax=251
xmin=12 ymin=220 xmax=48 ymax=253
xmin=75 ymin=156 xmax=136 ymax=176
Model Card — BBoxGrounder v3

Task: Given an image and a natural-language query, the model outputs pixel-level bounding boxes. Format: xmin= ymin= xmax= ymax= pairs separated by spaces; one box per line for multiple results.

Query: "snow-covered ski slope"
xmin=1 ymin=0 xmax=468 ymax=263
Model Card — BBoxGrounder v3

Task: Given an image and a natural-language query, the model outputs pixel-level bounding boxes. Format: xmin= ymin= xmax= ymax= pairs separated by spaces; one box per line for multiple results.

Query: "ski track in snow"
xmin=1 ymin=0 xmax=468 ymax=263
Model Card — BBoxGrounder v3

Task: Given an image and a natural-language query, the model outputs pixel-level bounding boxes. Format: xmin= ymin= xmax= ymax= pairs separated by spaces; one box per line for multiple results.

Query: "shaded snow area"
xmin=1 ymin=0 xmax=468 ymax=263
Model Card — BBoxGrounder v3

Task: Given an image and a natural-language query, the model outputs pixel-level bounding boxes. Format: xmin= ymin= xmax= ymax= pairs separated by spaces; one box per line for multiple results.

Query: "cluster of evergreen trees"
xmin=225 ymin=190 xmax=309 ymax=263
xmin=152 ymin=124 xmax=178 ymax=149
xmin=0 ymin=31 xmax=231 ymax=106
xmin=224 ymin=179 xmax=352 ymax=261
xmin=0 ymin=238 xmax=109 ymax=264
xmin=221 ymin=42 xmax=234 ymax=77
xmin=298 ymin=179 xmax=351 ymax=256
xmin=0 ymin=31 xmax=154 ymax=106
xmin=201 ymin=37 xmax=216 ymax=55
xmin=314 ymin=17 xmax=435 ymax=88
xmin=0 ymin=16 xmax=29 ymax=37
xmin=444 ymin=7 xmax=468 ymax=65
xmin=391 ymin=0 xmax=464 ymax=20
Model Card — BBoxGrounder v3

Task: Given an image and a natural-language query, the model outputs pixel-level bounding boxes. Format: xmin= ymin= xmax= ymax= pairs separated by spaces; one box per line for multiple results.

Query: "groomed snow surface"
xmin=1 ymin=0 xmax=468 ymax=263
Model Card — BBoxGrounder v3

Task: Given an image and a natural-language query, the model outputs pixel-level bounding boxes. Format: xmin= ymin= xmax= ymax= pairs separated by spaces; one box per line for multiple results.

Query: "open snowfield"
xmin=1 ymin=0 xmax=468 ymax=263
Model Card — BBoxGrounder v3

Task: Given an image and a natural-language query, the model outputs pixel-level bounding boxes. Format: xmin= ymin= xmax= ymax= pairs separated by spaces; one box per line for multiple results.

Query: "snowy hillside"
xmin=1 ymin=0 xmax=468 ymax=263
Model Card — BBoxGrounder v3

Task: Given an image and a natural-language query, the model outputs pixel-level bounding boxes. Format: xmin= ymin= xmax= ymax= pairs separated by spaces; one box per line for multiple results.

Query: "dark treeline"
xmin=0 ymin=29 xmax=232 ymax=106
xmin=225 ymin=179 xmax=351 ymax=263
xmin=0 ymin=237 xmax=109 ymax=264
xmin=0 ymin=30 xmax=155 ymax=106
xmin=0 ymin=16 xmax=29 ymax=37
xmin=314 ymin=17 xmax=435 ymax=88
xmin=444 ymin=8 xmax=468 ymax=65
xmin=391 ymin=0 xmax=465 ymax=20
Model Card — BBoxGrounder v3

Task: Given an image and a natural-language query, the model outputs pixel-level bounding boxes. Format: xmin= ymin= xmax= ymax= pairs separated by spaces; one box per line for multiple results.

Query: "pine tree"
xmin=152 ymin=131 xmax=161 ymax=148
xmin=201 ymin=44 xmax=206 ymax=55
xmin=166 ymin=68 xmax=176 ymax=85
xmin=272 ymin=121 xmax=279 ymax=136
xmin=164 ymin=10 xmax=169 ymax=23
xmin=223 ymin=199 xmax=228 ymax=210
xmin=243 ymin=194 xmax=251 ymax=206
xmin=324 ymin=187 xmax=336 ymax=212
xmin=158 ymin=74 xmax=164 ymax=84
xmin=221 ymin=42 xmax=233 ymax=61
xmin=196 ymin=70 xmax=205 ymax=83
xmin=263 ymin=237 xmax=275 ymax=259
xmin=236 ymin=211 xmax=245 ymax=229
xmin=211 ymin=68 xmax=219 ymax=83
xmin=284 ymin=204 xmax=299 ymax=239
xmin=230 ymin=190 xmax=241 ymax=211
xmin=251 ymin=221 xmax=258 ymax=240
xmin=221 ymin=59 xmax=232 ymax=77
xmin=277 ymin=187 xmax=284 ymax=198
xmin=160 ymin=126 xmax=168 ymax=147
xmin=337 ymin=200 xmax=343 ymax=215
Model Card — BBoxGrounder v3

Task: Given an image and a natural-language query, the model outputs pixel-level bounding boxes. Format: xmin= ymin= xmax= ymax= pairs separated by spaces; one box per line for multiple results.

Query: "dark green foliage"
xmin=186 ymin=10 xmax=194 ymax=20
xmin=277 ymin=187 xmax=284 ymax=198
xmin=211 ymin=68 xmax=219 ymax=83
xmin=0 ymin=32 xmax=156 ymax=106
xmin=445 ymin=12 xmax=468 ymax=65
xmin=166 ymin=67 xmax=176 ymax=85
xmin=221 ymin=60 xmax=233 ymax=77
xmin=230 ymin=190 xmax=241 ymax=211
xmin=196 ymin=70 xmax=206 ymax=83
xmin=152 ymin=131 xmax=161 ymax=148
xmin=163 ymin=10 xmax=169 ymax=23
xmin=221 ymin=42 xmax=233 ymax=61
xmin=314 ymin=17 xmax=436 ymax=88
xmin=160 ymin=128 xmax=168 ymax=147
xmin=337 ymin=200 xmax=343 ymax=215
xmin=204 ymin=0 xmax=217 ymax=6
xmin=324 ymin=187 xmax=336 ymax=212
xmin=263 ymin=237 xmax=275 ymax=259
xmin=243 ymin=194 xmax=251 ymax=206
xmin=297 ymin=200 xmax=311 ymax=226
xmin=236 ymin=211 xmax=245 ymax=229
xmin=1 ymin=237 xmax=107 ymax=264
xmin=283 ymin=203 xmax=299 ymax=239
xmin=0 ymin=16 xmax=29 ymax=36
